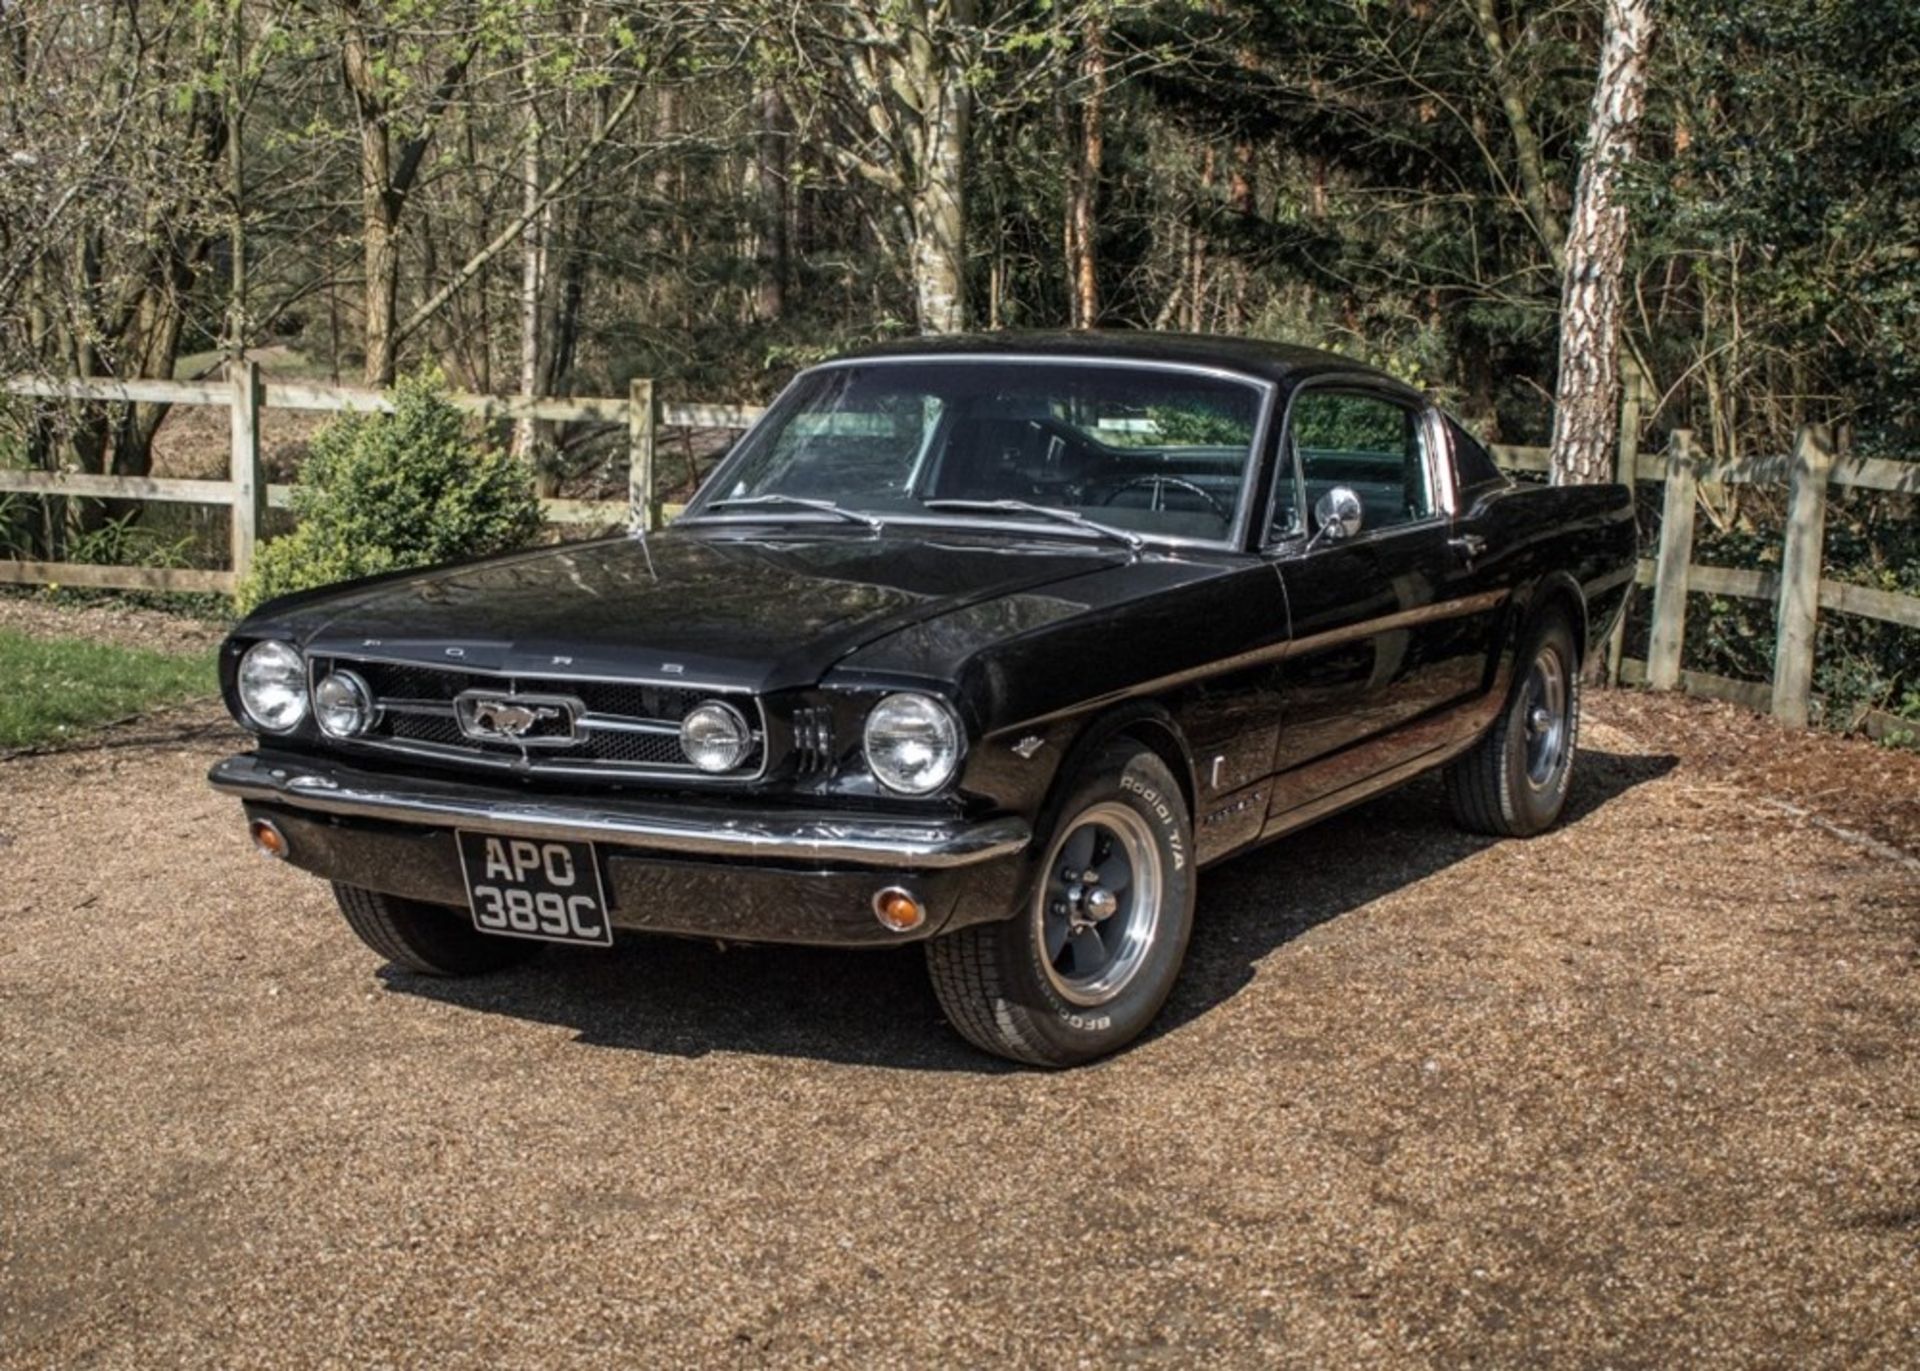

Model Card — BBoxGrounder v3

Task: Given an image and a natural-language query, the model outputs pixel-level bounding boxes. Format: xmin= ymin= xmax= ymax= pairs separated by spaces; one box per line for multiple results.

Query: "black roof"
xmin=835 ymin=330 xmax=1414 ymax=392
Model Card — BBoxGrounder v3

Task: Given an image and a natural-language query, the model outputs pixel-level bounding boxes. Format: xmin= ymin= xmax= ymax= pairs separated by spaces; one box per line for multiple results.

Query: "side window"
xmin=1290 ymin=390 xmax=1433 ymax=535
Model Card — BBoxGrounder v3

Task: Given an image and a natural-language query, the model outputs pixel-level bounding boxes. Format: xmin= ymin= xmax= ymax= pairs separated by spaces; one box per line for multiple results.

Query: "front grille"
xmin=312 ymin=656 xmax=764 ymax=781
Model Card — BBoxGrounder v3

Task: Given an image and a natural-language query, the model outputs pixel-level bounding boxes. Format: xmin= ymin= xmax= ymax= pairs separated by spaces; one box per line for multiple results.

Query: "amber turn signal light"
xmin=872 ymin=886 xmax=925 ymax=933
xmin=249 ymin=818 xmax=290 ymax=860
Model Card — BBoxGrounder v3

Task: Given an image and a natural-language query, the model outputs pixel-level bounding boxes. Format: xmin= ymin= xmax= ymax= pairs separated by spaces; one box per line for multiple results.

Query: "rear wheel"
xmin=1445 ymin=611 xmax=1580 ymax=837
xmin=925 ymin=742 xmax=1195 ymax=1067
xmin=332 ymin=883 xmax=543 ymax=976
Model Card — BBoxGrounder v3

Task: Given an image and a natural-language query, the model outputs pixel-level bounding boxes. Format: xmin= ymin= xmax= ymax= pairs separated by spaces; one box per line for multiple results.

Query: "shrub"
xmin=237 ymin=372 xmax=542 ymax=614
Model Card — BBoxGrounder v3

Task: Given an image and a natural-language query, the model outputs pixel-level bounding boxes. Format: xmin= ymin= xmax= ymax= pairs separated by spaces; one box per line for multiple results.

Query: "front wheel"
xmin=1445 ymin=610 xmax=1580 ymax=837
xmin=925 ymin=742 xmax=1196 ymax=1067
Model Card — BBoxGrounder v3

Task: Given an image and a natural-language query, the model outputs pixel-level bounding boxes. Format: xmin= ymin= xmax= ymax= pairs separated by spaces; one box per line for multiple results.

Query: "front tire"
xmin=332 ymin=883 xmax=543 ymax=976
xmin=1445 ymin=610 xmax=1580 ymax=837
xmin=926 ymin=742 xmax=1196 ymax=1067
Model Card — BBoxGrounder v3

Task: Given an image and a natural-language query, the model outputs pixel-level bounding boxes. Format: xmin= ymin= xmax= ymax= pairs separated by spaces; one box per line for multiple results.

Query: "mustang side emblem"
xmin=453 ymin=690 xmax=581 ymax=747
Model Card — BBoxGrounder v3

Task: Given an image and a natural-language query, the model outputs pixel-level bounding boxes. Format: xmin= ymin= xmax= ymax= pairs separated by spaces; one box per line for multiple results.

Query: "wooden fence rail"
xmin=0 ymin=369 xmax=765 ymax=595
xmin=2 ymin=370 xmax=1915 ymax=735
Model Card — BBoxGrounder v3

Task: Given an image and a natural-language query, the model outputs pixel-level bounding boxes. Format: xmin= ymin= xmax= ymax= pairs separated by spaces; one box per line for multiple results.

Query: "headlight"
xmin=314 ymin=669 xmax=375 ymax=739
xmin=237 ymin=640 xmax=308 ymax=733
xmin=863 ymin=692 xmax=961 ymax=795
xmin=679 ymin=700 xmax=752 ymax=773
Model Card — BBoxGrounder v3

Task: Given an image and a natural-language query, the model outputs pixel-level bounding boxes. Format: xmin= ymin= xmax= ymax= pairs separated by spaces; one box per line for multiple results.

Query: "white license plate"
xmin=455 ymin=832 xmax=612 ymax=947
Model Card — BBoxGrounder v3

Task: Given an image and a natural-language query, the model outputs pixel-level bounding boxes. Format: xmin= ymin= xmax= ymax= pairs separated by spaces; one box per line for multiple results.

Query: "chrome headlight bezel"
xmin=862 ymin=691 xmax=963 ymax=795
xmin=679 ymin=700 xmax=753 ymax=773
xmin=313 ymin=668 xmax=376 ymax=739
xmin=236 ymin=639 xmax=309 ymax=734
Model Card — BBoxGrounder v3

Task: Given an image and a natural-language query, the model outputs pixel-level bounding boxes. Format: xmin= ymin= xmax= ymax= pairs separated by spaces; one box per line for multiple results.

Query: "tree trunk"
xmin=754 ymin=85 xmax=788 ymax=323
xmin=361 ymin=182 xmax=400 ymax=386
xmin=513 ymin=79 xmax=544 ymax=465
xmin=1472 ymin=0 xmax=1565 ymax=269
xmin=1549 ymin=0 xmax=1654 ymax=486
xmin=338 ymin=12 xmax=472 ymax=387
xmin=910 ymin=44 xmax=970 ymax=334
xmin=1187 ymin=144 xmax=1216 ymax=332
xmin=342 ymin=17 xmax=401 ymax=389
xmin=341 ymin=9 xmax=397 ymax=386
xmin=1068 ymin=17 xmax=1106 ymax=329
xmin=224 ymin=0 xmax=246 ymax=356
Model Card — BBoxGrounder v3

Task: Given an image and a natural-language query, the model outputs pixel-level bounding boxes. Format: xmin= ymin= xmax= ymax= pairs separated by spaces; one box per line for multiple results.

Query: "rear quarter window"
xmin=1447 ymin=417 xmax=1508 ymax=494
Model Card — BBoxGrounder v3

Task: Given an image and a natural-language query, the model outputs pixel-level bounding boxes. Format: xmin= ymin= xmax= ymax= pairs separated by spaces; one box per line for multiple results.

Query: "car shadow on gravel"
xmin=1152 ymin=747 xmax=1677 ymax=1045
xmin=380 ymin=747 xmax=1677 ymax=1072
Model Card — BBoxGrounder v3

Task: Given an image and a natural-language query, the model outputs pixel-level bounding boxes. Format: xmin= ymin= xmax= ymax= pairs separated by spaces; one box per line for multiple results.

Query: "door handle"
xmin=1449 ymin=533 xmax=1487 ymax=561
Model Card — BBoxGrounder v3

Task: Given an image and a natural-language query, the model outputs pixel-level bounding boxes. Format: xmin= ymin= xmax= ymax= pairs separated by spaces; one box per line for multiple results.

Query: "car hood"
xmin=260 ymin=527 xmax=1126 ymax=692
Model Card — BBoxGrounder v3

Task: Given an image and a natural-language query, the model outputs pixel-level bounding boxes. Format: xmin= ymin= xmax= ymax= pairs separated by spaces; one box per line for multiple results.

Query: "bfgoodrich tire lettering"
xmin=1445 ymin=610 xmax=1581 ymax=838
xmin=333 ymin=883 xmax=543 ymax=976
xmin=925 ymin=743 xmax=1196 ymax=1067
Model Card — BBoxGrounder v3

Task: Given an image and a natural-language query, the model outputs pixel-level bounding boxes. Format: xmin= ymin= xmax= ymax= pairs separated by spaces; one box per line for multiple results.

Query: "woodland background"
xmin=1 ymin=0 xmax=1915 ymax=720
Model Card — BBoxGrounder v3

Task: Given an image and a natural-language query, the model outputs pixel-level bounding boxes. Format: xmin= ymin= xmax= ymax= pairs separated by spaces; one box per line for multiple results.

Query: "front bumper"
xmin=210 ymin=751 xmax=1032 ymax=946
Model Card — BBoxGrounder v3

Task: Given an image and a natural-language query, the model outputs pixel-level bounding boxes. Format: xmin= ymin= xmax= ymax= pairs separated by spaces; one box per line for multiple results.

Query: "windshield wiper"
xmin=921 ymin=498 xmax=1144 ymax=551
xmin=698 ymin=494 xmax=883 ymax=532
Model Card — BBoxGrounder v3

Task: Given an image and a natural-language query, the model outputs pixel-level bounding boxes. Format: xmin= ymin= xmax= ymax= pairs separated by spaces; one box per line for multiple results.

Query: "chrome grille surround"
xmin=306 ymin=655 xmax=767 ymax=782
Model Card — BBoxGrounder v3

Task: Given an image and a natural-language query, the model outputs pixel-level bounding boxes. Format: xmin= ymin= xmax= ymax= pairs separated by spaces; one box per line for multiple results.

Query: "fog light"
xmin=314 ymin=669 xmax=376 ymax=739
xmin=249 ymin=818 xmax=289 ymax=860
xmin=679 ymin=700 xmax=752 ymax=773
xmin=872 ymin=886 xmax=925 ymax=933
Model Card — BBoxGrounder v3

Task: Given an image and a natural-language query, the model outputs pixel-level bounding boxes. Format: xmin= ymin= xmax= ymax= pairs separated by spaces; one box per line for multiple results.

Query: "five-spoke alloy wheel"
xmin=1036 ymin=801 xmax=1164 ymax=1007
xmin=927 ymin=741 xmax=1196 ymax=1067
xmin=1445 ymin=609 xmax=1581 ymax=837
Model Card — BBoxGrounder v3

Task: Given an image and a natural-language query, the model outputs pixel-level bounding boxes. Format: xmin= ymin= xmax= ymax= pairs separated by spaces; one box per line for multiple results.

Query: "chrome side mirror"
xmin=1309 ymin=485 xmax=1364 ymax=548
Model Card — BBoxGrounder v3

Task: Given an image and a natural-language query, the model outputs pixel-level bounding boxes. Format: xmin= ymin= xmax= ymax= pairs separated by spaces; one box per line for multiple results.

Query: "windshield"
xmin=691 ymin=360 xmax=1269 ymax=544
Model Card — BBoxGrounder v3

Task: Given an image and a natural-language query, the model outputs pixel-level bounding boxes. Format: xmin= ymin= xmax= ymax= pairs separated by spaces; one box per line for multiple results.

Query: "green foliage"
xmin=62 ymin=510 xmax=196 ymax=570
xmin=1289 ymin=391 xmax=1405 ymax=453
xmin=1680 ymin=491 xmax=1920 ymax=730
xmin=1144 ymin=402 xmax=1252 ymax=446
xmin=0 ymin=496 xmax=198 ymax=570
xmin=1648 ymin=0 xmax=1920 ymax=450
xmin=236 ymin=372 xmax=542 ymax=614
xmin=0 ymin=492 xmax=26 ymax=559
xmin=0 ymin=627 xmax=215 ymax=750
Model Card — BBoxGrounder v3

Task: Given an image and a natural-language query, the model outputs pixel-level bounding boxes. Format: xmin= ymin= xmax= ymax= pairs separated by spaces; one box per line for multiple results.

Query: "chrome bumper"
xmin=208 ymin=752 xmax=1031 ymax=870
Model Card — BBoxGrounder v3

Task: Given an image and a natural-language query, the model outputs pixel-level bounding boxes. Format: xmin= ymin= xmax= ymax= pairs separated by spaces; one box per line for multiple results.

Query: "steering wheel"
xmin=1096 ymin=475 xmax=1231 ymax=521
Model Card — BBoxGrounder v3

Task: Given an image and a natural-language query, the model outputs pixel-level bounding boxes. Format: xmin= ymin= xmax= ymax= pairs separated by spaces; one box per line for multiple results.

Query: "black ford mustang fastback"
xmin=211 ymin=333 xmax=1636 ymax=1065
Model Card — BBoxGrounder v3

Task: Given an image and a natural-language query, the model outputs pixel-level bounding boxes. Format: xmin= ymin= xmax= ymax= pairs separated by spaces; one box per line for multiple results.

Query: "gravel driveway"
xmin=1 ymin=693 xmax=1914 ymax=1367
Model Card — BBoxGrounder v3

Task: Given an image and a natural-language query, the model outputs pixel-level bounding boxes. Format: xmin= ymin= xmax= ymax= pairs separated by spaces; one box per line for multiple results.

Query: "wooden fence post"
xmin=1645 ymin=428 xmax=1698 ymax=691
xmin=1616 ymin=353 xmax=1646 ymax=483
xmin=1605 ymin=355 xmax=1648 ymax=684
xmin=627 ymin=377 xmax=656 ymax=531
xmin=1770 ymin=423 xmax=1834 ymax=727
xmin=229 ymin=357 xmax=263 ymax=586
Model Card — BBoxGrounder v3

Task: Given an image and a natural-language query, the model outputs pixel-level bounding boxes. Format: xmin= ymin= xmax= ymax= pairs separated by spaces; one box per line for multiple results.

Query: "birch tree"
xmin=785 ymin=0 xmax=982 ymax=333
xmin=1548 ymin=0 xmax=1655 ymax=484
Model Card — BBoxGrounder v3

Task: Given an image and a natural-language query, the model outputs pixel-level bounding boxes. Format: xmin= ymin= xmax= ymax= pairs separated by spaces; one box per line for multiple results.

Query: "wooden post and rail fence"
xmin=2 ymin=367 xmax=1916 ymax=735
xmin=0 ymin=365 xmax=762 ymax=595
xmin=1489 ymin=420 xmax=1917 ymax=738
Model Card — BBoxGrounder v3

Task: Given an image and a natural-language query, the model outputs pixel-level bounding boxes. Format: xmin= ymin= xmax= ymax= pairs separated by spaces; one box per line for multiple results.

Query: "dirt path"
xmin=1 ymin=695 xmax=1914 ymax=1367
xmin=0 ymin=593 xmax=227 ymax=655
